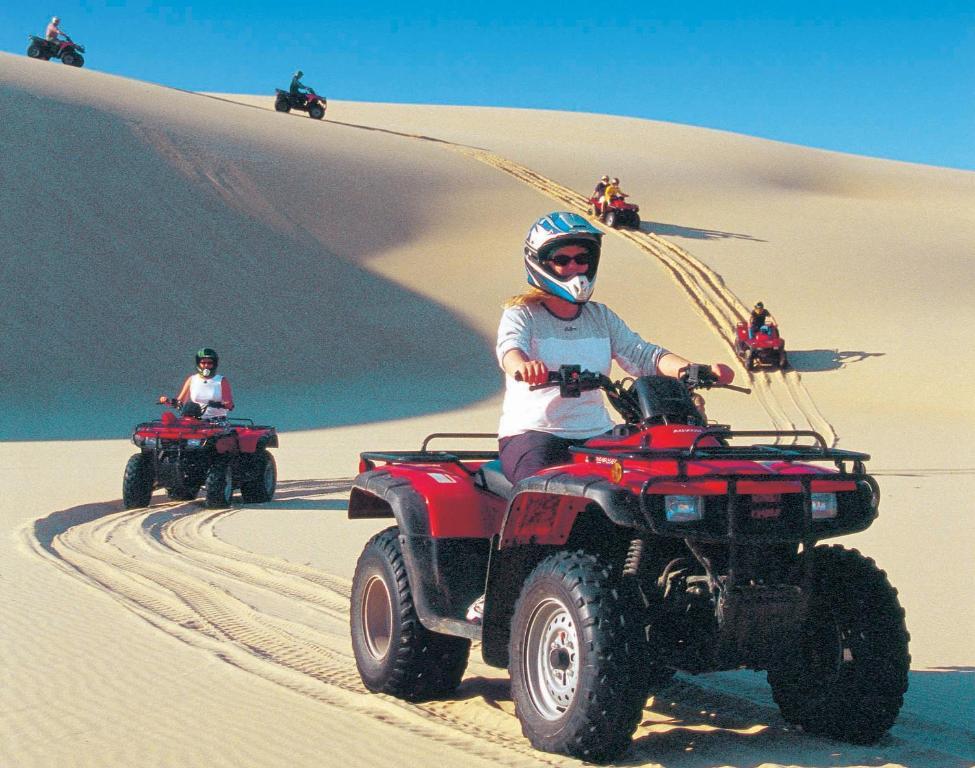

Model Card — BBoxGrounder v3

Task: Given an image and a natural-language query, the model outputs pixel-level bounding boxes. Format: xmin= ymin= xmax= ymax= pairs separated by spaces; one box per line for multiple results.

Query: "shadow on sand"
xmin=452 ymin=670 xmax=975 ymax=768
xmin=640 ymin=221 xmax=766 ymax=242
xmin=787 ymin=349 xmax=886 ymax=372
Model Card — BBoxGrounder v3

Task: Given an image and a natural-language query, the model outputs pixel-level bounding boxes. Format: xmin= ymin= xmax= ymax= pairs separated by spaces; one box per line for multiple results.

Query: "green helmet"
xmin=195 ymin=347 xmax=219 ymax=378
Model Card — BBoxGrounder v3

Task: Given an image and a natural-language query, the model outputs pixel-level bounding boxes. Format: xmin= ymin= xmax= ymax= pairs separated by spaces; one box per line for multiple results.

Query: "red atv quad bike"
xmin=347 ymin=365 xmax=908 ymax=762
xmin=122 ymin=398 xmax=278 ymax=510
xmin=736 ymin=321 xmax=788 ymax=369
xmin=588 ymin=194 xmax=641 ymax=229
xmin=274 ymin=88 xmax=327 ymax=119
xmin=26 ymin=34 xmax=85 ymax=67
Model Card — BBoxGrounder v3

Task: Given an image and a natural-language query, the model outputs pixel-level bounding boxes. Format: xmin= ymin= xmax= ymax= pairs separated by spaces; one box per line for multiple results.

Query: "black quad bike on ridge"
xmin=347 ymin=365 xmax=909 ymax=762
xmin=27 ymin=34 xmax=86 ymax=67
xmin=274 ymin=88 xmax=327 ymax=120
xmin=123 ymin=398 xmax=278 ymax=510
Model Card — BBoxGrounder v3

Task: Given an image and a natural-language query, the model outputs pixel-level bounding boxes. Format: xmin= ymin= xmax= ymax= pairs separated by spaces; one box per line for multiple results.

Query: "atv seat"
xmin=476 ymin=459 xmax=514 ymax=498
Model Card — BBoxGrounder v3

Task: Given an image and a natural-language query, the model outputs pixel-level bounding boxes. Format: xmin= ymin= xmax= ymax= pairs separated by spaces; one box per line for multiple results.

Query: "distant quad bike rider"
xmin=601 ymin=176 xmax=624 ymax=217
xmin=289 ymin=70 xmax=312 ymax=97
xmin=171 ymin=348 xmax=235 ymax=420
xmin=749 ymin=301 xmax=774 ymax=339
xmin=46 ymin=16 xmax=65 ymax=41
xmin=592 ymin=174 xmax=610 ymax=212
xmin=498 ymin=211 xmax=732 ymax=484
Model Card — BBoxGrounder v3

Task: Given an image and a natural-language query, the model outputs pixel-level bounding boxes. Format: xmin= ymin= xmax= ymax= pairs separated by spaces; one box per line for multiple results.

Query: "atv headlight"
xmin=186 ymin=438 xmax=203 ymax=447
xmin=143 ymin=437 xmax=157 ymax=447
xmin=811 ymin=493 xmax=838 ymax=520
xmin=665 ymin=495 xmax=703 ymax=522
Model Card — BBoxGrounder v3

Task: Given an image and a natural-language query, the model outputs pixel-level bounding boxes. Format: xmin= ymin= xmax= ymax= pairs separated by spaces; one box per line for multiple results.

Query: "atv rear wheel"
xmin=351 ymin=527 xmax=470 ymax=700
xmin=509 ymin=550 xmax=647 ymax=762
xmin=27 ymin=44 xmax=44 ymax=59
xmin=308 ymin=103 xmax=325 ymax=120
xmin=767 ymin=545 xmax=909 ymax=743
xmin=240 ymin=450 xmax=276 ymax=503
xmin=204 ymin=459 xmax=233 ymax=508
xmin=274 ymin=98 xmax=290 ymax=113
xmin=122 ymin=453 xmax=154 ymax=509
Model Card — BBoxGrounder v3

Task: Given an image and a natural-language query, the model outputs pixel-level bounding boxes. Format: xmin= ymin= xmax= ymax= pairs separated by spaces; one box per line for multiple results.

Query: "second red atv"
xmin=735 ymin=320 xmax=788 ymax=369
xmin=274 ymin=89 xmax=327 ymax=120
xmin=347 ymin=365 xmax=907 ymax=762
xmin=588 ymin=194 xmax=641 ymax=229
xmin=122 ymin=399 xmax=278 ymax=509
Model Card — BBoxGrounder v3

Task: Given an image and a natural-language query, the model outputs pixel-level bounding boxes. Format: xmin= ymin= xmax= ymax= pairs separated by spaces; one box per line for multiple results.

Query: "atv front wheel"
xmin=604 ymin=210 xmax=618 ymax=228
xmin=767 ymin=545 xmax=909 ymax=743
xmin=61 ymin=52 xmax=77 ymax=66
xmin=308 ymin=103 xmax=325 ymax=120
xmin=630 ymin=212 xmax=641 ymax=230
xmin=122 ymin=453 xmax=154 ymax=509
xmin=350 ymin=527 xmax=470 ymax=700
xmin=744 ymin=348 xmax=756 ymax=370
xmin=240 ymin=450 xmax=277 ymax=503
xmin=779 ymin=350 xmax=789 ymax=369
xmin=509 ymin=550 xmax=647 ymax=762
xmin=204 ymin=459 xmax=233 ymax=508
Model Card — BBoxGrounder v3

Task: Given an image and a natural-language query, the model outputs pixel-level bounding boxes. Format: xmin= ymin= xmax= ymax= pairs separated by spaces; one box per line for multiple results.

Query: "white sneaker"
xmin=466 ymin=594 xmax=485 ymax=623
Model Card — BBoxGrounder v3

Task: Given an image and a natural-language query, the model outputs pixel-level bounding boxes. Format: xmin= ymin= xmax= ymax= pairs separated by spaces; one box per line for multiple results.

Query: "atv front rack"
xmin=572 ymin=429 xmax=870 ymax=477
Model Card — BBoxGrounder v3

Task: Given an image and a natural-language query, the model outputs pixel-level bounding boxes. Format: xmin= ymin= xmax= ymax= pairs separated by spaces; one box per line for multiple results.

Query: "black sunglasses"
xmin=548 ymin=252 xmax=592 ymax=267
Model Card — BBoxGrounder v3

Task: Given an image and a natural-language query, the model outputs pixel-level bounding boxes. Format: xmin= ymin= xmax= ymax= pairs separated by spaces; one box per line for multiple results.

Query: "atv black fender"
xmin=349 ymin=470 xmax=489 ymax=640
xmin=481 ymin=472 xmax=644 ymax=667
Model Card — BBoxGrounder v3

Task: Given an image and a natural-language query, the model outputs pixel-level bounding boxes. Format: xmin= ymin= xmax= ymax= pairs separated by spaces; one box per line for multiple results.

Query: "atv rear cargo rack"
xmin=359 ymin=432 xmax=499 ymax=476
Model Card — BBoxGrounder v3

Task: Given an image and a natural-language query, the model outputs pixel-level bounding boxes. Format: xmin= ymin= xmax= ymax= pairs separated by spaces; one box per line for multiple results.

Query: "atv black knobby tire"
xmin=509 ymin=550 xmax=648 ymax=763
xmin=350 ymin=526 xmax=470 ymax=701
xmin=744 ymin=348 xmax=756 ymax=370
xmin=27 ymin=44 xmax=44 ymax=59
xmin=308 ymin=103 xmax=325 ymax=120
xmin=779 ymin=350 xmax=789 ymax=369
xmin=630 ymin=212 xmax=641 ymax=230
xmin=240 ymin=450 xmax=277 ymax=503
xmin=72 ymin=55 xmax=84 ymax=68
xmin=604 ymin=210 xmax=618 ymax=229
xmin=767 ymin=545 xmax=909 ymax=744
xmin=122 ymin=453 xmax=154 ymax=509
xmin=204 ymin=459 xmax=233 ymax=508
xmin=274 ymin=98 xmax=290 ymax=113
xmin=61 ymin=52 xmax=77 ymax=67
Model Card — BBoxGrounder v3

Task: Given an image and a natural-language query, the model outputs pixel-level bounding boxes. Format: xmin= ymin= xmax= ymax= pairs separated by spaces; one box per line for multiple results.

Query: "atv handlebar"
xmin=515 ymin=364 xmax=750 ymax=396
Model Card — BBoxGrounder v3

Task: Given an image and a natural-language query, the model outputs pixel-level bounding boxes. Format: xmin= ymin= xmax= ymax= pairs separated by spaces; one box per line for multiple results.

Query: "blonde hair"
xmin=504 ymin=287 xmax=549 ymax=308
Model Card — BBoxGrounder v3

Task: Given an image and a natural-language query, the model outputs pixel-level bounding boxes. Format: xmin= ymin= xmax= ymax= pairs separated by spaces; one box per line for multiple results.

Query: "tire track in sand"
xmin=26 ymin=492 xmax=574 ymax=768
xmin=451 ymin=146 xmax=836 ymax=444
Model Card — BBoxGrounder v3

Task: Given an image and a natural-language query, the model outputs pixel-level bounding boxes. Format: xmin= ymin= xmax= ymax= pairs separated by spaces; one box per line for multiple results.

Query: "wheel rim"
xmin=361 ymin=575 xmax=393 ymax=660
xmin=523 ymin=597 xmax=579 ymax=721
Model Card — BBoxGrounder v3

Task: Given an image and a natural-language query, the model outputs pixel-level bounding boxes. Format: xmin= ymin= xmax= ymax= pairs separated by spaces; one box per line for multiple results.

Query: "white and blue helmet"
xmin=524 ymin=212 xmax=603 ymax=303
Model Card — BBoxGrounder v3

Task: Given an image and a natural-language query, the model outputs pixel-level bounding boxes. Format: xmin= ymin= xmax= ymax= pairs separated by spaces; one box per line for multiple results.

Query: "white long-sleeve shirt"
xmin=496 ymin=301 xmax=668 ymax=438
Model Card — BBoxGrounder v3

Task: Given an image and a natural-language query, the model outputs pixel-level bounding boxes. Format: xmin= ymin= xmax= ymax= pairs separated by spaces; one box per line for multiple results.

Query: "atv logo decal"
xmin=428 ymin=472 xmax=457 ymax=484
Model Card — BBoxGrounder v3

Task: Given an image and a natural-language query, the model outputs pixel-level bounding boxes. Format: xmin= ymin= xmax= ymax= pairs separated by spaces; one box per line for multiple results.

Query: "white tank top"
xmin=189 ymin=374 xmax=228 ymax=419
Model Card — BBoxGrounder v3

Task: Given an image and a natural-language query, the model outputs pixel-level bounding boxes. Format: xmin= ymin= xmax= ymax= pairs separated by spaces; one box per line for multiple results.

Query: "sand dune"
xmin=2 ymin=52 xmax=974 ymax=768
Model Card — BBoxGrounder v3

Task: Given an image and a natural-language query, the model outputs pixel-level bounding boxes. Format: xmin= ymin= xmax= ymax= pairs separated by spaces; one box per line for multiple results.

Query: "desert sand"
xmin=1 ymin=53 xmax=973 ymax=767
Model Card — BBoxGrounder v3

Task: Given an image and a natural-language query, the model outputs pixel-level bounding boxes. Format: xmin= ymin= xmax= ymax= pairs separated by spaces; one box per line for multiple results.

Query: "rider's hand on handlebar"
xmin=512 ymin=360 xmax=550 ymax=386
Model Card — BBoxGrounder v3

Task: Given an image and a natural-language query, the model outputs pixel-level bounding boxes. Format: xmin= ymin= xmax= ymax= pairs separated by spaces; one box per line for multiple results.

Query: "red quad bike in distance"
xmin=347 ymin=365 xmax=909 ymax=762
xmin=588 ymin=193 xmax=641 ymax=229
xmin=26 ymin=34 xmax=85 ymax=67
xmin=274 ymin=88 xmax=327 ymax=120
xmin=736 ymin=320 xmax=788 ymax=370
xmin=122 ymin=398 xmax=279 ymax=510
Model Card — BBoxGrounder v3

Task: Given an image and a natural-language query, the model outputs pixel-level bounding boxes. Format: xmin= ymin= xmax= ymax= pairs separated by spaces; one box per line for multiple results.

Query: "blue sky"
xmin=5 ymin=2 xmax=974 ymax=169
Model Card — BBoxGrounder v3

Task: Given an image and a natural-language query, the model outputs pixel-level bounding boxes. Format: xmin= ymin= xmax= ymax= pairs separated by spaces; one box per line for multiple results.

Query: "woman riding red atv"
xmin=497 ymin=211 xmax=733 ymax=484
xmin=169 ymin=348 xmax=235 ymax=420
